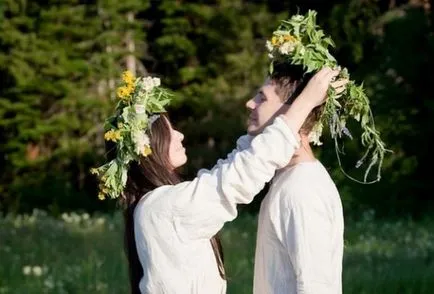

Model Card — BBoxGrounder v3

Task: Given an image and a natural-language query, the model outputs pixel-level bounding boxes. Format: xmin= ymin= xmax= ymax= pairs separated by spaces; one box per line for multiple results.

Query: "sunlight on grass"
xmin=1 ymin=210 xmax=433 ymax=294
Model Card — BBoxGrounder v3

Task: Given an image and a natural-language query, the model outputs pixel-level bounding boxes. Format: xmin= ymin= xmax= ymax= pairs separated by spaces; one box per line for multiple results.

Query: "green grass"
xmin=1 ymin=210 xmax=433 ymax=293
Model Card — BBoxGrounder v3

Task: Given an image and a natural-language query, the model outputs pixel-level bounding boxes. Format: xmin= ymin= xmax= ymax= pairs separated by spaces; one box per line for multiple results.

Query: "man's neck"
xmin=286 ymin=135 xmax=316 ymax=168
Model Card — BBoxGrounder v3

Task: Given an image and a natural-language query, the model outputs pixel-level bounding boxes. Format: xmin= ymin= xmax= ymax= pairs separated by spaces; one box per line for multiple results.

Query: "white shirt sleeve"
xmin=281 ymin=189 xmax=336 ymax=294
xmin=199 ymin=134 xmax=253 ymax=175
xmin=152 ymin=116 xmax=300 ymax=242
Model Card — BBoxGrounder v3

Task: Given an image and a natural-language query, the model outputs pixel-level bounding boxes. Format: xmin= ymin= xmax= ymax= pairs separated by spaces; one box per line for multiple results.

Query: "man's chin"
xmin=247 ymin=125 xmax=262 ymax=136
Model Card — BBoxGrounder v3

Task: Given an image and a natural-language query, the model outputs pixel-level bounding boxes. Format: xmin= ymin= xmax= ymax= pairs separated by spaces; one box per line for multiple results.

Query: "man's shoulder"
xmin=274 ymin=161 xmax=327 ymax=188
xmin=270 ymin=161 xmax=338 ymax=205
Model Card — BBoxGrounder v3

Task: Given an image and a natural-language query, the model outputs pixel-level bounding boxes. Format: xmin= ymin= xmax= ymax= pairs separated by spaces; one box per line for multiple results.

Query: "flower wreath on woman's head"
xmin=266 ymin=10 xmax=390 ymax=183
xmin=91 ymin=71 xmax=173 ymax=200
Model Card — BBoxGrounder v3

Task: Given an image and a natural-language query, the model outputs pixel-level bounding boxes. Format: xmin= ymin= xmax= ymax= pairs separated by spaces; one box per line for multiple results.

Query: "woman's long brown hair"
xmin=109 ymin=114 xmax=225 ymax=294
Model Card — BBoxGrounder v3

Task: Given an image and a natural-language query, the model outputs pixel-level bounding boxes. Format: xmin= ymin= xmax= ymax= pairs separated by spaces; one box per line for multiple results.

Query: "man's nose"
xmin=246 ymin=98 xmax=256 ymax=110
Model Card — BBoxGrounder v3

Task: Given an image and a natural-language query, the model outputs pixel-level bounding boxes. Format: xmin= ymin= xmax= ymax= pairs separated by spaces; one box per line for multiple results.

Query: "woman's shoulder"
xmin=133 ymin=185 xmax=171 ymax=225
xmin=133 ymin=181 xmax=192 ymax=220
xmin=136 ymin=185 xmax=171 ymax=210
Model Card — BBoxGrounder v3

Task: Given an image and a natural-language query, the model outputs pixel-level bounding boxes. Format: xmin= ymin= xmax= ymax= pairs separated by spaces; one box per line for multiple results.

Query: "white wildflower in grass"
xmin=95 ymin=217 xmax=106 ymax=226
xmin=71 ymin=212 xmax=81 ymax=224
xmin=96 ymin=282 xmax=108 ymax=291
xmin=61 ymin=212 xmax=86 ymax=224
xmin=44 ymin=277 xmax=55 ymax=289
xmin=13 ymin=216 xmax=22 ymax=228
xmin=32 ymin=266 xmax=43 ymax=277
xmin=22 ymin=266 xmax=32 ymax=276
xmin=61 ymin=213 xmax=70 ymax=223
xmin=32 ymin=208 xmax=47 ymax=217
xmin=27 ymin=214 xmax=36 ymax=224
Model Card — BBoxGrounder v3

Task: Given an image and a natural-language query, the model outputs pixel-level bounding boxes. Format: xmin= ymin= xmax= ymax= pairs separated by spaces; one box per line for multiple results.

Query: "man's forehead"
xmin=260 ymin=78 xmax=277 ymax=91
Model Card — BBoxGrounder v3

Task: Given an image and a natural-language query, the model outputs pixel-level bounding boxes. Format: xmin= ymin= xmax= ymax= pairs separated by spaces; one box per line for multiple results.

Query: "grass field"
xmin=1 ymin=210 xmax=433 ymax=293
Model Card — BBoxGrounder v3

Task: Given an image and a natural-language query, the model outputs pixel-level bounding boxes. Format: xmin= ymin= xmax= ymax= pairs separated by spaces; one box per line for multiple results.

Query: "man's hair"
xmin=270 ymin=63 xmax=324 ymax=135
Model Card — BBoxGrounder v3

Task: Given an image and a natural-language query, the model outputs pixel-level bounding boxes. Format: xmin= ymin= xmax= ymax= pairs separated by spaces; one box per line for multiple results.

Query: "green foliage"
xmin=147 ymin=0 xmax=289 ymax=176
xmin=267 ymin=10 xmax=389 ymax=184
xmin=91 ymin=72 xmax=173 ymax=200
xmin=0 ymin=0 xmax=432 ymax=218
xmin=322 ymin=2 xmax=434 ymax=217
xmin=0 ymin=0 xmax=149 ymax=212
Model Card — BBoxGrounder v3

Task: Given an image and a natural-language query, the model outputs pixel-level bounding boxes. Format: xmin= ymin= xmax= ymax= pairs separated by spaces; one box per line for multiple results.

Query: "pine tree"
xmin=147 ymin=0 xmax=288 ymax=174
xmin=0 ymin=0 xmax=149 ymax=212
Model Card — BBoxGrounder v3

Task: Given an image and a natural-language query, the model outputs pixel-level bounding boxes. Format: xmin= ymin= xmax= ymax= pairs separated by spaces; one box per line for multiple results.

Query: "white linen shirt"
xmin=134 ymin=117 xmax=300 ymax=294
xmin=253 ymin=160 xmax=344 ymax=294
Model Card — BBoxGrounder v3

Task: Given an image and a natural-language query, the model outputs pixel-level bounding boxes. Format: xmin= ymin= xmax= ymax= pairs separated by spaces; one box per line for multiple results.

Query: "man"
xmin=247 ymin=64 xmax=346 ymax=294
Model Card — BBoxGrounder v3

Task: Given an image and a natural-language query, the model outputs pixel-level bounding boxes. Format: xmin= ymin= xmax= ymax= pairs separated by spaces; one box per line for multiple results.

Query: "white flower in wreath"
xmin=134 ymin=104 xmax=146 ymax=114
xmin=142 ymin=77 xmax=161 ymax=92
xmin=132 ymin=130 xmax=151 ymax=155
xmin=148 ymin=114 xmax=160 ymax=127
xmin=152 ymin=77 xmax=161 ymax=87
xmin=293 ymin=15 xmax=304 ymax=21
xmin=279 ymin=42 xmax=296 ymax=55
xmin=308 ymin=123 xmax=324 ymax=146
xmin=265 ymin=40 xmax=273 ymax=52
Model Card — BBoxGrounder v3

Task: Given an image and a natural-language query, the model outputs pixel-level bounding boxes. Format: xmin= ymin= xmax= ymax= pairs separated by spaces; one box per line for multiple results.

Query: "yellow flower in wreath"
xmin=142 ymin=145 xmax=152 ymax=157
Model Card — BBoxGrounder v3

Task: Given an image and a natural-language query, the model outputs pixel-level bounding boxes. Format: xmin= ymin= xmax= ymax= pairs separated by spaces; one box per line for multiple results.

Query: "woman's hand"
xmin=294 ymin=67 xmax=341 ymax=108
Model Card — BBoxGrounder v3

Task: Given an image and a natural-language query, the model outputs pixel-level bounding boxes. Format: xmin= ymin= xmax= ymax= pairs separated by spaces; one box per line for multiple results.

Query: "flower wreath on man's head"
xmin=266 ymin=10 xmax=390 ymax=183
xmin=91 ymin=71 xmax=173 ymax=200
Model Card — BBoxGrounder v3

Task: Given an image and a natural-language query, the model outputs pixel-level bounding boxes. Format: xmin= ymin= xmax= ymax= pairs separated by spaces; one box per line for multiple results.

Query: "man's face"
xmin=245 ymin=79 xmax=284 ymax=135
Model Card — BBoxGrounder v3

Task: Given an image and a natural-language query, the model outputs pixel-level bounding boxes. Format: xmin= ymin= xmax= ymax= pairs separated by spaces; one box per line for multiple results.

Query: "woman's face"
xmin=168 ymin=122 xmax=187 ymax=169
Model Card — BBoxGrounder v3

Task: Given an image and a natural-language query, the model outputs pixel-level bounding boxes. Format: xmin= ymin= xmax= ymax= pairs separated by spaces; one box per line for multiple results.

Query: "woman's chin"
xmin=180 ymin=155 xmax=188 ymax=167
xmin=172 ymin=155 xmax=188 ymax=169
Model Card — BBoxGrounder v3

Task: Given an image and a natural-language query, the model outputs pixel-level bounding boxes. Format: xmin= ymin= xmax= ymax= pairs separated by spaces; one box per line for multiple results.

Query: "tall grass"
xmin=1 ymin=210 xmax=433 ymax=293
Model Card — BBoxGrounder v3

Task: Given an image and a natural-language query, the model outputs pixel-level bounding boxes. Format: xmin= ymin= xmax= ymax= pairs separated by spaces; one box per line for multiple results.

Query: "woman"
xmin=93 ymin=67 xmax=340 ymax=293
